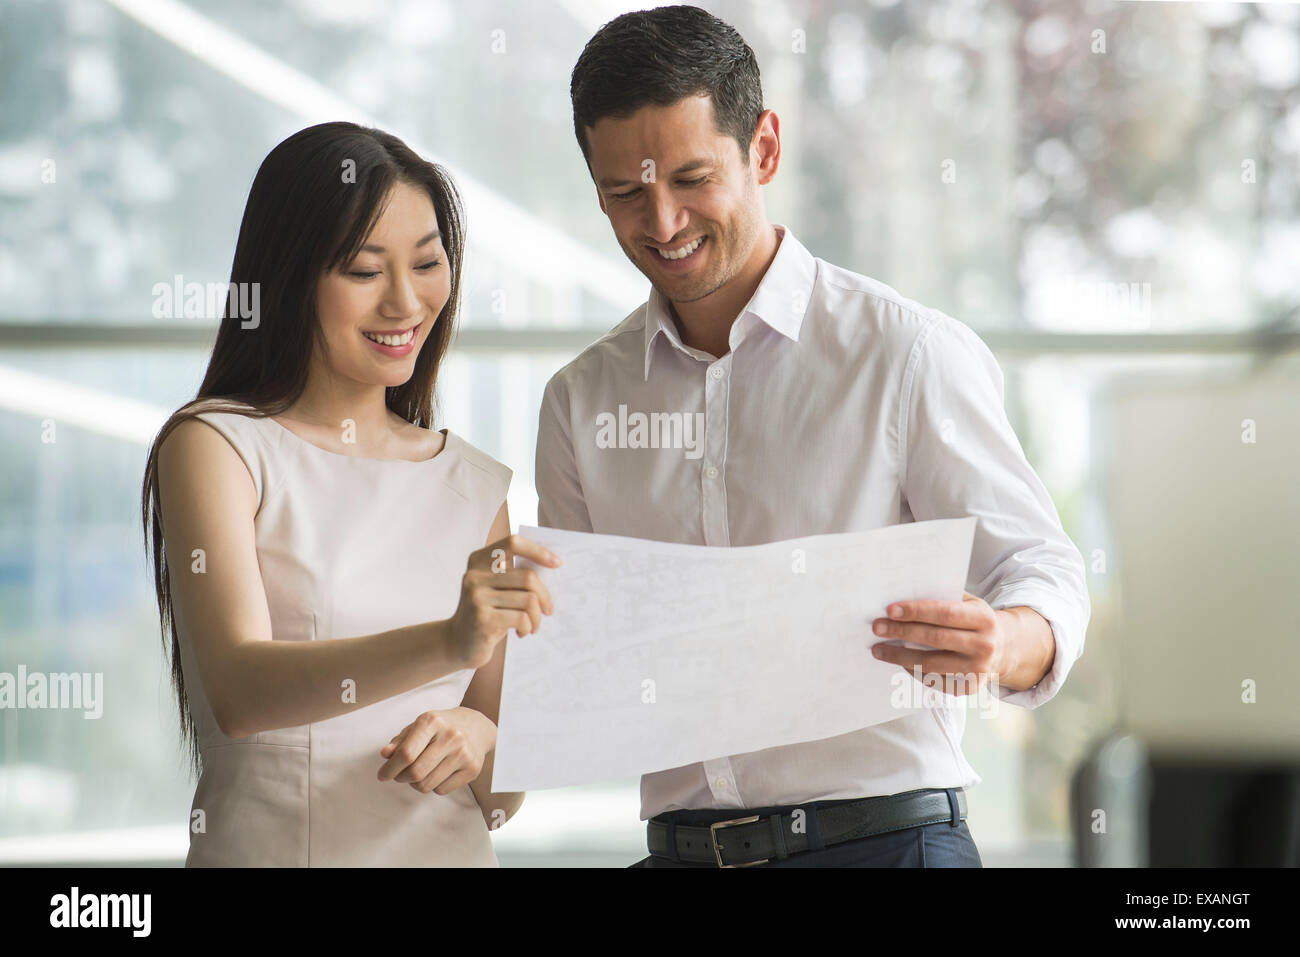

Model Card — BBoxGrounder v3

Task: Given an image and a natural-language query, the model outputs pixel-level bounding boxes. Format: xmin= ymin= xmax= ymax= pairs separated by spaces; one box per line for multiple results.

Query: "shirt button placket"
xmin=701 ymin=359 xmax=730 ymax=548
xmin=700 ymin=358 xmax=739 ymax=809
xmin=703 ymin=756 xmax=741 ymax=807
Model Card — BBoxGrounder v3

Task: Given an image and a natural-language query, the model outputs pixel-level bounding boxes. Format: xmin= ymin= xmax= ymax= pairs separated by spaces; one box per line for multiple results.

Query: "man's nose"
xmin=642 ymin=188 xmax=689 ymax=244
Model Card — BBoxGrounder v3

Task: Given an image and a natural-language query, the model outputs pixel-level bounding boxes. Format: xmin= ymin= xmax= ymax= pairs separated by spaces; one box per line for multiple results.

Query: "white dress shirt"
xmin=535 ymin=225 xmax=1091 ymax=820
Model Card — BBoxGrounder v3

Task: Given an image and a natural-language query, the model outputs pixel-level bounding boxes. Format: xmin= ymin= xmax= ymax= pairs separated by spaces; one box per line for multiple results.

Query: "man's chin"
xmin=667 ymin=274 xmax=732 ymax=305
xmin=638 ymin=263 xmax=721 ymax=304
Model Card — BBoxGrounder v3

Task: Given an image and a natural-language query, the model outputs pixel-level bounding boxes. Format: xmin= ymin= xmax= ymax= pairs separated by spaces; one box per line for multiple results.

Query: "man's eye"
xmin=611 ymin=189 xmax=640 ymax=201
xmin=680 ymin=176 xmax=709 ymax=186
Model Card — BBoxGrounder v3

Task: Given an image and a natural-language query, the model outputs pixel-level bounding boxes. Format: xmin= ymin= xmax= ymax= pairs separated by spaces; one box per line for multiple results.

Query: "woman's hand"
xmin=447 ymin=534 xmax=560 ymax=670
xmin=377 ymin=707 xmax=497 ymax=794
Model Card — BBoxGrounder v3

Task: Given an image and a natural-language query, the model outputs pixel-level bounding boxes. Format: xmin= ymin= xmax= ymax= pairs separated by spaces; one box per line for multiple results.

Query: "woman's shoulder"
xmin=172 ymin=398 xmax=285 ymax=443
xmin=161 ymin=398 xmax=279 ymax=503
xmin=178 ymin=396 xmax=263 ymax=424
xmin=166 ymin=400 xmax=279 ymax=460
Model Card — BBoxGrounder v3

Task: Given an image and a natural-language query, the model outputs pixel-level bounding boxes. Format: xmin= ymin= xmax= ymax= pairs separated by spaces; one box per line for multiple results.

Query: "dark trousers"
xmin=631 ymin=792 xmax=983 ymax=868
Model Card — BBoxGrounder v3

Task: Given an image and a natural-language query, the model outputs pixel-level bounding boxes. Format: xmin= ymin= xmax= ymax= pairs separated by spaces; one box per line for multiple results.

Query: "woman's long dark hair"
xmin=141 ymin=122 xmax=465 ymax=775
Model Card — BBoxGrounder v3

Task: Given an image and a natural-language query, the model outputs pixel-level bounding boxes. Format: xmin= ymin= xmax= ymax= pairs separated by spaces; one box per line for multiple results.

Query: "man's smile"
xmin=645 ymin=235 xmax=707 ymax=270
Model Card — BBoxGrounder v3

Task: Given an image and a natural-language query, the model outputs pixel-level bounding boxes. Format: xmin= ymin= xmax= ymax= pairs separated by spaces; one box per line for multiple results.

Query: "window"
xmin=2 ymin=0 xmax=1296 ymax=866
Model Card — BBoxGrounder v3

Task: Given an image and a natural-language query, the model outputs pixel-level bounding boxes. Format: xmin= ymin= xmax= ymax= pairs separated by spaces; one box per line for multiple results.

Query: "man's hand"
xmin=870 ymin=593 xmax=1058 ymax=696
xmin=870 ymin=591 xmax=1009 ymax=696
xmin=377 ymin=707 xmax=496 ymax=794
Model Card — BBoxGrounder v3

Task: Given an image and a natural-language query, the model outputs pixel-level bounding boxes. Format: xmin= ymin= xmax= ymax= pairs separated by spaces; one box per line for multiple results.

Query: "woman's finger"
xmin=414 ymin=750 xmax=480 ymax=795
xmin=472 ymin=534 xmax=561 ymax=572
xmin=425 ymin=766 xmax=478 ymax=796
xmin=482 ymin=568 xmax=553 ymax=614
xmin=396 ymin=734 xmax=458 ymax=785
xmin=486 ymin=589 xmax=544 ymax=634
xmin=377 ymin=723 xmax=432 ymax=781
xmin=412 ymin=749 xmax=463 ymax=793
xmin=379 ymin=723 xmax=413 ymax=758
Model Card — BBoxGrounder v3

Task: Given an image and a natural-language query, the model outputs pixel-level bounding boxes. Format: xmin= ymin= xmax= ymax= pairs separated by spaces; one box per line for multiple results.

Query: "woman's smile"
xmin=361 ymin=321 xmax=422 ymax=357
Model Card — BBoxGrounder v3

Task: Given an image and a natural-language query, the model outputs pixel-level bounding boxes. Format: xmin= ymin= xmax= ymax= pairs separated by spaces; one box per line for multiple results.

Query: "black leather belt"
xmin=646 ymin=788 xmax=967 ymax=867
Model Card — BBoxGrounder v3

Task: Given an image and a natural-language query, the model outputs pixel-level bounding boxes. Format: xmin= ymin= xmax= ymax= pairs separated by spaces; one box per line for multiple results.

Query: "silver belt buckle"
xmin=709 ymin=815 xmax=768 ymax=867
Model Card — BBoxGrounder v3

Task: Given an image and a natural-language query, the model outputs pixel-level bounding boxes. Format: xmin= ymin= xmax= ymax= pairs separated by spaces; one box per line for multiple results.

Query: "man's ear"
xmin=595 ymin=182 xmax=607 ymax=215
xmin=751 ymin=109 xmax=781 ymax=186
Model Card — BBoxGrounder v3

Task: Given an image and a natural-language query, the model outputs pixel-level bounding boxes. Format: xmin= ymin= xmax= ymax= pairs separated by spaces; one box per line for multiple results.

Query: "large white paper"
xmin=491 ymin=517 xmax=977 ymax=792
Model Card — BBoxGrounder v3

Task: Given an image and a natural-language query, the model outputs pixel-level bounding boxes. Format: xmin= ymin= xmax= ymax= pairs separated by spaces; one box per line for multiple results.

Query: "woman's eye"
xmin=348 ymin=260 xmax=439 ymax=278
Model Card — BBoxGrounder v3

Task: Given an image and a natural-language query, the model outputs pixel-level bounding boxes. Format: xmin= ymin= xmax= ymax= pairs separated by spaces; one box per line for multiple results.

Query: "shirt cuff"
xmin=985 ymin=585 xmax=1087 ymax=710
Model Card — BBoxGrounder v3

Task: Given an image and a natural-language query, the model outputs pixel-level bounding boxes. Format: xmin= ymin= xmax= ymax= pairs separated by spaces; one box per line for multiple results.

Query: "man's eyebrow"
xmin=361 ymin=229 xmax=440 ymax=254
xmin=670 ymin=160 xmax=713 ymax=176
xmin=597 ymin=160 xmax=715 ymax=189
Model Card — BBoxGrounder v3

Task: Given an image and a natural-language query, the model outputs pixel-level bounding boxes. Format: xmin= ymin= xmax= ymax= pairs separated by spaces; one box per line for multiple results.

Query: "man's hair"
xmin=570 ymin=5 xmax=764 ymax=166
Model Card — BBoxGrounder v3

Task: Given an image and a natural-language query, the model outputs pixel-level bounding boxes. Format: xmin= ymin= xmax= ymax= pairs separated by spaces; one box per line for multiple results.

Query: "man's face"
xmin=585 ymin=95 xmax=765 ymax=305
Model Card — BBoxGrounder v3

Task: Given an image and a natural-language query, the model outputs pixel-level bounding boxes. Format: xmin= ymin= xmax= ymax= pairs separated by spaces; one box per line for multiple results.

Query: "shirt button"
xmin=710 ymin=366 xmax=724 ymax=379
xmin=715 ymin=778 xmax=728 ymax=790
xmin=705 ymin=466 xmax=718 ymax=479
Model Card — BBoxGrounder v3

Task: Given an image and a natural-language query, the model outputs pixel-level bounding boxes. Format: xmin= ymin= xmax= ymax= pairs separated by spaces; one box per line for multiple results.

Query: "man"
xmin=535 ymin=5 xmax=1090 ymax=867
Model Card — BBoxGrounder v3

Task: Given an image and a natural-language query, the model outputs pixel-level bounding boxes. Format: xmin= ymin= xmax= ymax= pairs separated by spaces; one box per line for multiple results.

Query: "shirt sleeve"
xmin=898 ymin=312 xmax=1091 ymax=709
xmin=535 ymin=373 xmax=594 ymax=533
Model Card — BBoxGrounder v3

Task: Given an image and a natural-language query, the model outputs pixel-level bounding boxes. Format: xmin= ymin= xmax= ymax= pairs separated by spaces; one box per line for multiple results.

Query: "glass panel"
xmin=2 ymin=1 xmax=1295 ymax=330
xmin=1 ymin=0 xmax=1295 ymax=865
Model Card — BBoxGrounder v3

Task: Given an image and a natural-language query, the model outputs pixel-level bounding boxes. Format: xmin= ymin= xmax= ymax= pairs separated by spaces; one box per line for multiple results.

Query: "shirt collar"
xmin=643 ymin=224 xmax=816 ymax=381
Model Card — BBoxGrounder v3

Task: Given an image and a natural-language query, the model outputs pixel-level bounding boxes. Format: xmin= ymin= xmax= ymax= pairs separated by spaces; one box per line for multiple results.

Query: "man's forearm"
xmin=996 ymin=606 xmax=1057 ymax=692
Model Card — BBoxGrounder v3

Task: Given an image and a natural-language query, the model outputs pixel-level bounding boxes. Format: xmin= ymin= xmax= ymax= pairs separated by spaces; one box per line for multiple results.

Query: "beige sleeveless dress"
xmin=176 ymin=401 xmax=511 ymax=867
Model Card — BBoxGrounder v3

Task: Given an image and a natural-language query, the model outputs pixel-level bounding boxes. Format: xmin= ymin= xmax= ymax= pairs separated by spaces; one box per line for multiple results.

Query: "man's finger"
xmin=873 ymin=621 xmax=978 ymax=653
xmin=884 ymin=598 xmax=986 ymax=630
xmin=871 ymin=647 xmax=995 ymax=694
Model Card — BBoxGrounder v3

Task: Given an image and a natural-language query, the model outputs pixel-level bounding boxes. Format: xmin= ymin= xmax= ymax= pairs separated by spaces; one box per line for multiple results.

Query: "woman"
xmin=141 ymin=121 xmax=559 ymax=866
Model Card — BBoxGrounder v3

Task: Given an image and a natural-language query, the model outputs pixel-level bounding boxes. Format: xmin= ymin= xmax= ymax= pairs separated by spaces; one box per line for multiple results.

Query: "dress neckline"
xmin=266 ymin=415 xmax=457 ymax=465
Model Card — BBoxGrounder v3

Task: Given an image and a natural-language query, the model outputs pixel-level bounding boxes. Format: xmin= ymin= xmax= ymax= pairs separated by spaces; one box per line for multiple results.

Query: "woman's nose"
xmin=381 ymin=273 xmax=421 ymax=319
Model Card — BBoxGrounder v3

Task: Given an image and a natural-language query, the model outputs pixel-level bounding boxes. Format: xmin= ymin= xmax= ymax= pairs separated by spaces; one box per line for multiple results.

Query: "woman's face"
xmin=313 ymin=180 xmax=451 ymax=390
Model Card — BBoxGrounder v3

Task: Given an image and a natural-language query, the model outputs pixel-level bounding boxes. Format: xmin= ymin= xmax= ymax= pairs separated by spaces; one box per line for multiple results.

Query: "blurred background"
xmin=0 ymin=0 xmax=1297 ymax=867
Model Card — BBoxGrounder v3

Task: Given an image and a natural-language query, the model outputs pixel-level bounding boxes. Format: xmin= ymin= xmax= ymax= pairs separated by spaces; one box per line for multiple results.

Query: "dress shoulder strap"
xmin=443 ymin=432 xmax=513 ymax=543
xmin=452 ymin=433 xmax=513 ymax=507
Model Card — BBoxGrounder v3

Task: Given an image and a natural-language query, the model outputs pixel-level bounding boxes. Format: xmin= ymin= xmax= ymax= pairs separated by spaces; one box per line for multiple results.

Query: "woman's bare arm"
xmin=158 ymin=418 xmax=552 ymax=739
xmin=464 ymin=502 xmax=527 ymax=827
